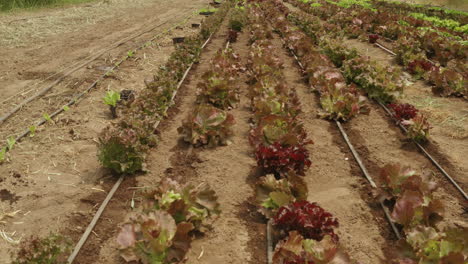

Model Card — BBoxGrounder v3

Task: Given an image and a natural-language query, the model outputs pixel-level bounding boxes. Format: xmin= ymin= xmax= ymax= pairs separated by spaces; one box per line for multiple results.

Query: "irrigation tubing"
xmin=377 ymin=101 xmax=468 ymax=200
xmin=0 ymin=9 xmax=198 ymax=125
xmin=335 ymin=120 xmax=377 ymax=188
xmin=0 ymin=11 xmax=197 ymax=155
xmin=67 ymin=33 xmax=215 ymax=264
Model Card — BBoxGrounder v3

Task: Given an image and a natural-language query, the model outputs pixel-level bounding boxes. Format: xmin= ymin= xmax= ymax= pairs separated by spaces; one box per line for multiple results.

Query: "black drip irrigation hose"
xmin=0 ymin=11 xmax=197 ymax=157
xmin=378 ymin=101 xmax=468 ymax=200
xmin=67 ymin=33 xmax=216 ymax=264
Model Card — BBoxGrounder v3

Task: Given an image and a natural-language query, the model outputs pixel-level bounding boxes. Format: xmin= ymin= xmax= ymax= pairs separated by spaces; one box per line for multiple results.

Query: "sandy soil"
xmin=0 ymin=0 xmax=210 ymax=262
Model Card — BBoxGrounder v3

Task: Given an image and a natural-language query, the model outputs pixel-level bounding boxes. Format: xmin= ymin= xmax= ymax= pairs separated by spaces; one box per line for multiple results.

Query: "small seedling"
xmin=63 ymin=105 xmax=70 ymax=111
xmin=29 ymin=126 xmax=36 ymax=137
xmin=7 ymin=136 xmax=16 ymax=151
xmin=103 ymin=90 xmax=121 ymax=118
xmin=43 ymin=113 xmax=52 ymax=122
xmin=127 ymin=50 xmax=134 ymax=57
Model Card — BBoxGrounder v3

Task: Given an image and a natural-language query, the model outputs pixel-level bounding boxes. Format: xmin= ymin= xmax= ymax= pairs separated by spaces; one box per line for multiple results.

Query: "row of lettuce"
xmin=96 ymin=2 xmax=231 ymax=174
xmin=284 ymin=1 xmax=432 ymax=142
xmin=261 ymin=1 xmax=466 ymax=263
xmin=309 ymin=0 xmax=468 ymax=33
xmin=244 ymin=3 xmax=354 ymax=263
xmin=112 ymin=2 xmax=256 ymax=263
xmin=293 ymin=0 xmax=467 ymax=98
xmin=371 ymin=0 xmax=468 ymax=25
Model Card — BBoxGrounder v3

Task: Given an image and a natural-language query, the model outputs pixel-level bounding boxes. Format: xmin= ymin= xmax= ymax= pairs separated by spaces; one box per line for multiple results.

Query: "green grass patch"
xmin=1 ymin=0 xmax=96 ymax=12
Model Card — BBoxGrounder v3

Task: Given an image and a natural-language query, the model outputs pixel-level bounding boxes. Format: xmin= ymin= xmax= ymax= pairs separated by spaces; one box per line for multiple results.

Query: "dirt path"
xmin=0 ymin=1 xmax=210 ymax=262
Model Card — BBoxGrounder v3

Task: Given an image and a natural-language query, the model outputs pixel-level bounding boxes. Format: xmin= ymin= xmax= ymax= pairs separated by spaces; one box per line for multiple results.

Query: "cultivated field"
xmin=0 ymin=0 xmax=466 ymax=263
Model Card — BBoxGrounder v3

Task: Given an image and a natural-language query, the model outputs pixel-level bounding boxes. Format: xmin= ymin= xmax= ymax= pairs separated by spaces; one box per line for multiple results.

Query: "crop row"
xmin=111 ymin=5 xmax=246 ymax=264
xmin=96 ymin=3 xmax=232 ymax=175
xmin=316 ymin=0 xmax=468 ymax=35
xmin=262 ymin=1 xmax=467 ymax=263
xmin=371 ymin=0 xmax=468 ymax=25
xmin=289 ymin=0 xmax=467 ymax=98
xmin=284 ymin=8 xmax=432 ymax=142
xmin=243 ymin=4 xmax=354 ymax=263
xmin=111 ymin=3 xmax=255 ymax=263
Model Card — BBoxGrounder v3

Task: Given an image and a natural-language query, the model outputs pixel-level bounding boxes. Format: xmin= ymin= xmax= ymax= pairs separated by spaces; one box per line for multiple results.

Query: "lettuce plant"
xmin=197 ymin=71 xmax=239 ymax=109
xmin=255 ymin=142 xmax=312 ymax=176
xmin=11 ymin=234 xmax=71 ymax=264
xmin=252 ymin=95 xmax=301 ymax=121
xmin=429 ymin=67 xmax=467 ymax=97
xmin=103 ymin=90 xmax=121 ymax=118
xmin=379 ymin=164 xmax=443 ymax=228
xmin=141 ymin=179 xmax=220 ymax=231
xmin=394 ymin=226 xmax=467 ymax=264
xmin=273 ymin=231 xmax=351 ymax=264
xmin=368 ymin=34 xmax=379 ymax=43
xmin=388 ymin=103 xmax=419 ymax=123
xmin=178 ymin=104 xmax=235 ymax=147
xmin=249 ymin=115 xmax=310 ymax=147
xmin=256 ymin=173 xmax=308 ymax=218
xmin=117 ymin=211 xmax=192 ymax=264
xmin=98 ymin=126 xmax=145 ymax=174
xmin=402 ymin=114 xmax=432 ymax=143
xmin=117 ymin=179 xmax=220 ymax=263
xmin=407 ymin=59 xmax=433 ymax=79
xmin=274 ymin=201 xmax=339 ymax=242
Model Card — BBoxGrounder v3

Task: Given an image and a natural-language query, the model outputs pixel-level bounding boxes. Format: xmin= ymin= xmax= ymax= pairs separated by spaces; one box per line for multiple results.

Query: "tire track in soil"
xmin=268 ymin=30 xmax=390 ymax=263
